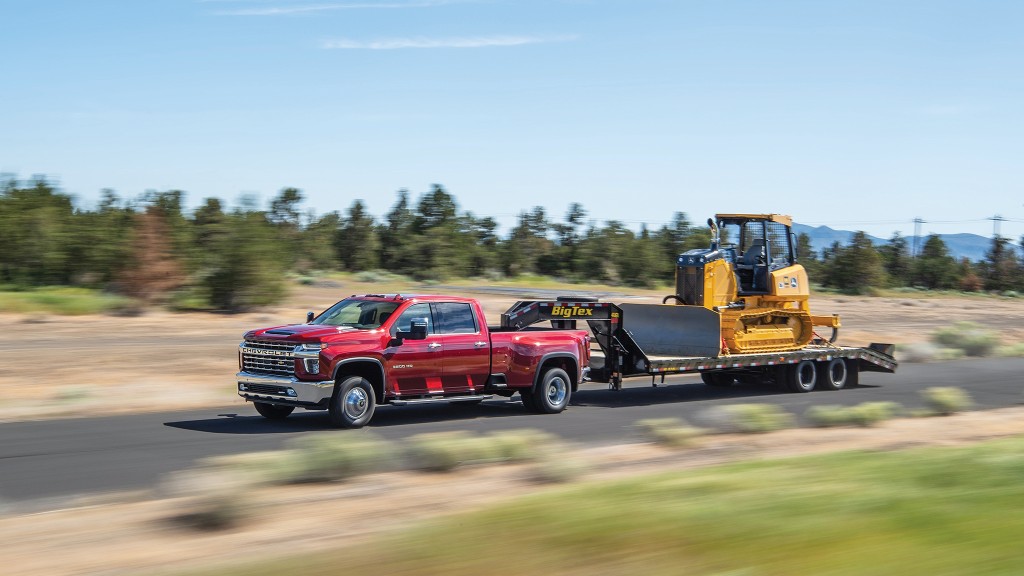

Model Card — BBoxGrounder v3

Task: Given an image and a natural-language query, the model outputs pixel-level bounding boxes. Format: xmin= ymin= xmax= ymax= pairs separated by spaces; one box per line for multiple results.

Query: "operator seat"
xmin=737 ymin=239 xmax=767 ymax=293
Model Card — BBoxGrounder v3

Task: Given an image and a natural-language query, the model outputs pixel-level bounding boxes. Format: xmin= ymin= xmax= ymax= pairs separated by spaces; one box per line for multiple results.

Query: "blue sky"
xmin=2 ymin=0 xmax=1023 ymax=241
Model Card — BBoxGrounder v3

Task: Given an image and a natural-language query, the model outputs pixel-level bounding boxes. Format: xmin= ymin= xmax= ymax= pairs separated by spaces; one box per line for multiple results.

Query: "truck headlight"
xmin=299 ymin=343 xmax=325 ymax=351
xmin=304 ymin=359 xmax=321 ymax=374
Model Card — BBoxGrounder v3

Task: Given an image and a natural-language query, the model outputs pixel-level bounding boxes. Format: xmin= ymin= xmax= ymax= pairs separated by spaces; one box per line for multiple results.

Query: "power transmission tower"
xmin=987 ymin=214 xmax=1006 ymax=238
xmin=912 ymin=218 xmax=924 ymax=258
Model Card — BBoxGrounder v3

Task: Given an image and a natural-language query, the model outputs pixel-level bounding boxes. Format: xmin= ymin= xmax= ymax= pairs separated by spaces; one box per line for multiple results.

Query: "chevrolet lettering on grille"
xmin=246 ymin=347 xmax=293 ymax=357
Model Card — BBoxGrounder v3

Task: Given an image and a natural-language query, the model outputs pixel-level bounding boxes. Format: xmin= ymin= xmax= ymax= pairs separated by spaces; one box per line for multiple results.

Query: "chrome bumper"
xmin=236 ymin=372 xmax=335 ymax=406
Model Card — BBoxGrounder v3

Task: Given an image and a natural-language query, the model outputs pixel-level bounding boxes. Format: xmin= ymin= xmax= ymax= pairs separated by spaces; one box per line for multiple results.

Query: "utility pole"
xmin=987 ymin=214 xmax=1006 ymax=238
xmin=912 ymin=218 xmax=924 ymax=258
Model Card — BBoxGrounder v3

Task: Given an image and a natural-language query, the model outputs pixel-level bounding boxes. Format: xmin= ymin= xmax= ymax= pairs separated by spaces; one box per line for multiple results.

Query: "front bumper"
xmin=236 ymin=372 xmax=335 ymax=407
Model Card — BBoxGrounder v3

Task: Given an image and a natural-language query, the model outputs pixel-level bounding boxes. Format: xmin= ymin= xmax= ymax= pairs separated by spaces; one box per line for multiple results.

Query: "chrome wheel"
xmin=532 ymin=367 xmax=572 ymax=414
xmin=329 ymin=376 xmax=376 ymax=428
xmin=546 ymin=375 xmax=568 ymax=406
xmin=344 ymin=386 xmax=370 ymax=419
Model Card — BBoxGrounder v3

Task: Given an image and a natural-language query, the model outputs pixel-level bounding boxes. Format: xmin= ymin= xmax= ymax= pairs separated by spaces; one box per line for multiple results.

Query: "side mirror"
xmin=306 ymin=311 xmax=315 ymax=323
xmin=395 ymin=319 xmax=429 ymax=342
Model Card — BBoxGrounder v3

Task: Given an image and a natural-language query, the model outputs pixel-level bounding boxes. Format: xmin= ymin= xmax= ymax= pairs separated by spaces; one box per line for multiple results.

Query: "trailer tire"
xmin=785 ymin=360 xmax=817 ymax=393
xmin=816 ymin=358 xmax=847 ymax=391
xmin=701 ymin=372 xmax=734 ymax=386
xmin=254 ymin=402 xmax=294 ymax=420
xmin=533 ymin=367 xmax=572 ymax=414
xmin=844 ymin=359 xmax=860 ymax=388
xmin=328 ymin=376 xmax=376 ymax=428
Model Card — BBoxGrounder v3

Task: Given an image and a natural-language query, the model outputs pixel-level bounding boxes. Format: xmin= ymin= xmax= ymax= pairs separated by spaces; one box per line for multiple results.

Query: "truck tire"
xmin=519 ymin=389 xmax=539 ymax=412
xmin=254 ymin=402 xmax=294 ymax=420
xmin=785 ymin=360 xmax=817 ymax=393
xmin=329 ymin=376 xmax=376 ymax=428
xmin=532 ymin=367 xmax=572 ymax=414
xmin=816 ymin=358 xmax=847 ymax=391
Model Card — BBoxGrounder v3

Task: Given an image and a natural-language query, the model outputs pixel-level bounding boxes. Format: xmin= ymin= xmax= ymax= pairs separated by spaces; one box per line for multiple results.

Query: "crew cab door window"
xmin=434 ymin=303 xmax=478 ymax=334
xmin=433 ymin=302 xmax=488 ymax=393
xmin=390 ymin=303 xmax=435 ymax=336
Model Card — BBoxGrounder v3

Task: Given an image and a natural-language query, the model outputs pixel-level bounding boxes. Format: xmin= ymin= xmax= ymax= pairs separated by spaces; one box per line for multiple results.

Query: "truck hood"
xmin=245 ymin=324 xmax=369 ymax=343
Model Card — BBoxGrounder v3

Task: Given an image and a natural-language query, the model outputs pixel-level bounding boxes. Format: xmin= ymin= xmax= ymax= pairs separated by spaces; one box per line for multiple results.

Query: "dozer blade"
xmin=618 ymin=303 xmax=722 ymax=358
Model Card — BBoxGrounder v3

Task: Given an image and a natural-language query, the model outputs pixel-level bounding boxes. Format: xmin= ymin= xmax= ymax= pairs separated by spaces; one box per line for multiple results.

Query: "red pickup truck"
xmin=237 ymin=294 xmax=590 ymax=428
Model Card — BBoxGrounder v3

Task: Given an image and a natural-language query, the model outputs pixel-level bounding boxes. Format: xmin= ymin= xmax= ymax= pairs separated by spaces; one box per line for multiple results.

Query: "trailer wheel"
xmin=533 ymin=367 xmax=572 ymax=414
xmin=785 ymin=360 xmax=817 ymax=393
xmin=844 ymin=359 xmax=860 ymax=388
xmin=701 ymin=372 xmax=734 ymax=386
xmin=816 ymin=358 xmax=847 ymax=391
xmin=328 ymin=376 xmax=376 ymax=428
xmin=254 ymin=402 xmax=294 ymax=420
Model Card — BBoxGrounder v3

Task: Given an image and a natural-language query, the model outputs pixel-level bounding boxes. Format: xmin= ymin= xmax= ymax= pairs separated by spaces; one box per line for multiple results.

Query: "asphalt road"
xmin=2 ymin=358 xmax=1023 ymax=507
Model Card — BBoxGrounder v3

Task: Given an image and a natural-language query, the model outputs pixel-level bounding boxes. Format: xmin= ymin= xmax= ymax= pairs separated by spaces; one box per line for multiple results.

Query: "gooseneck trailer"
xmin=502 ymin=298 xmax=896 ymax=393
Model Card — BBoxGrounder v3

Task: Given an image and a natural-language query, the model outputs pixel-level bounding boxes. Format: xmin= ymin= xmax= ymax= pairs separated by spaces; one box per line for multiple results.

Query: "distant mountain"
xmin=791 ymin=223 xmax=1012 ymax=262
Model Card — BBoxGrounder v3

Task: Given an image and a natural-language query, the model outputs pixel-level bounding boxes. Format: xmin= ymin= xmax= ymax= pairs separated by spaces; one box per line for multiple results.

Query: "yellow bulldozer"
xmin=662 ymin=213 xmax=840 ymax=354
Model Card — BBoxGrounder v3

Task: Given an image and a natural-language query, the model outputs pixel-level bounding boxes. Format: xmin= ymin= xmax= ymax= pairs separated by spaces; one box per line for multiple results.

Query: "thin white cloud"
xmin=213 ymin=0 xmax=467 ymax=16
xmin=323 ymin=34 xmax=577 ymax=49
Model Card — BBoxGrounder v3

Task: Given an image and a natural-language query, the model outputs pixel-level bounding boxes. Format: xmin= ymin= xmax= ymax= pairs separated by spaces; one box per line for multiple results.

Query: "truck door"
xmin=385 ymin=303 xmax=442 ymax=397
xmin=434 ymin=302 xmax=489 ymax=393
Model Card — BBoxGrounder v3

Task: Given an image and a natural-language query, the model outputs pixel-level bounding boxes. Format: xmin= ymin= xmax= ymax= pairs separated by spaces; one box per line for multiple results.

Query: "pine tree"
xmin=878 ymin=232 xmax=912 ymax=287
xmin=912 ymin=235 xmax=957 ymax=289
xmin=825 ymin=232 xmax=885 ymax=293
xmin=979 ymin=236 xmax=1019 ymax=292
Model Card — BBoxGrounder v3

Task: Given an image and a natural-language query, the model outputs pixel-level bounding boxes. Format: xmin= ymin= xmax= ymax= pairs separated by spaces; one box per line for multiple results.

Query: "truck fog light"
xmin=305 ymin=359 xmax=320 ymax=373
xmin=238 ymin=383 xmax=248 ymax=391
xmin=286 ymin=388 xmax=297 ymax=397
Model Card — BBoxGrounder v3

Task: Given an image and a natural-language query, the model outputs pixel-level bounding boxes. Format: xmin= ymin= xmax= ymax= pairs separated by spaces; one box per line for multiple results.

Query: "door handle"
xmin=427 ymin=343 xmax=442 ymax=350
xmin=474 ymin=341 xmax=487 ymax=348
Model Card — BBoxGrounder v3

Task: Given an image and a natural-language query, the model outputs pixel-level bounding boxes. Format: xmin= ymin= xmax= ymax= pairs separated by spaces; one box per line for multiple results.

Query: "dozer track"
xmin=720 ymin=308 xmax=814 ymax=354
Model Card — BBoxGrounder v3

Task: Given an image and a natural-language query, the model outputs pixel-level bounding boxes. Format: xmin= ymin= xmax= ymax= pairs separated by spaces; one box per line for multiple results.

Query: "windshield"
xmin=310 ymin=299 xmax=400 ymax=329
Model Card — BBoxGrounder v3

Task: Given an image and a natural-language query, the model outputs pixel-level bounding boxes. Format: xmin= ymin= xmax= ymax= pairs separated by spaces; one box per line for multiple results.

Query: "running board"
xmin=389 ymin=395 xmax=492 ymax=406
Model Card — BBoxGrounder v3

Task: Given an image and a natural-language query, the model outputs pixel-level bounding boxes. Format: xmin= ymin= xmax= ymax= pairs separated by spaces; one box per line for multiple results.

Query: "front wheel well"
xmin=334 ymin=361 xmax=385 ymax=404
xmin=538 ymin=356 xmax=579 ymax=391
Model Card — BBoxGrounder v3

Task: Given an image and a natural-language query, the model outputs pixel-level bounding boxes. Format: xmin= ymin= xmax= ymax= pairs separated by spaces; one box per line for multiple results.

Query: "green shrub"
xmin=161 ymin=468 xmax=254 ymax=531
xmin=634 ymin=418 xmax=705 ymax=448
xmin=406 ymin=431 xmax=496 ymax=472
xmin=935 ymin=348 xmax=967 ymax=361
xmin=995 ymin=343 xmax=1024 ymax=358
xmin=179 ymin=490 xmax=248 ymax=531
xmin=200 ymin=450 xmax=306 ymax=486
xmin=805 ymin=405 xmax=854 ymax=427
xmin=526 ymin=452 xmax=591 ymax=484
xmin=896 ymin=342 xmax=939 ymax=363
xmin=706 ymin=404 xmax=794 ymax=434
xmin=849 ymin=402 xmax=902 ymax=426
xmin=0 ymin=286 xmax=134 ymax=315
xmin=284 ymin=433 xmax=394 ymax=482
xmin=921 ymin=387 xmax=973 ymax=416
xmin=488 ymin=429 xmax=558 ymax=462
xmin=931 ymin=322 xmax=998 ymax=357
xmin=805 ymin=403 xmax=901 ymax=428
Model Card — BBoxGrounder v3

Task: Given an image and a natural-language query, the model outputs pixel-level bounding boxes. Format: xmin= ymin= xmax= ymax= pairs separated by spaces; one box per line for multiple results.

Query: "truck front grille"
xmin=241 ymin=338 xmax=297 ymax=377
